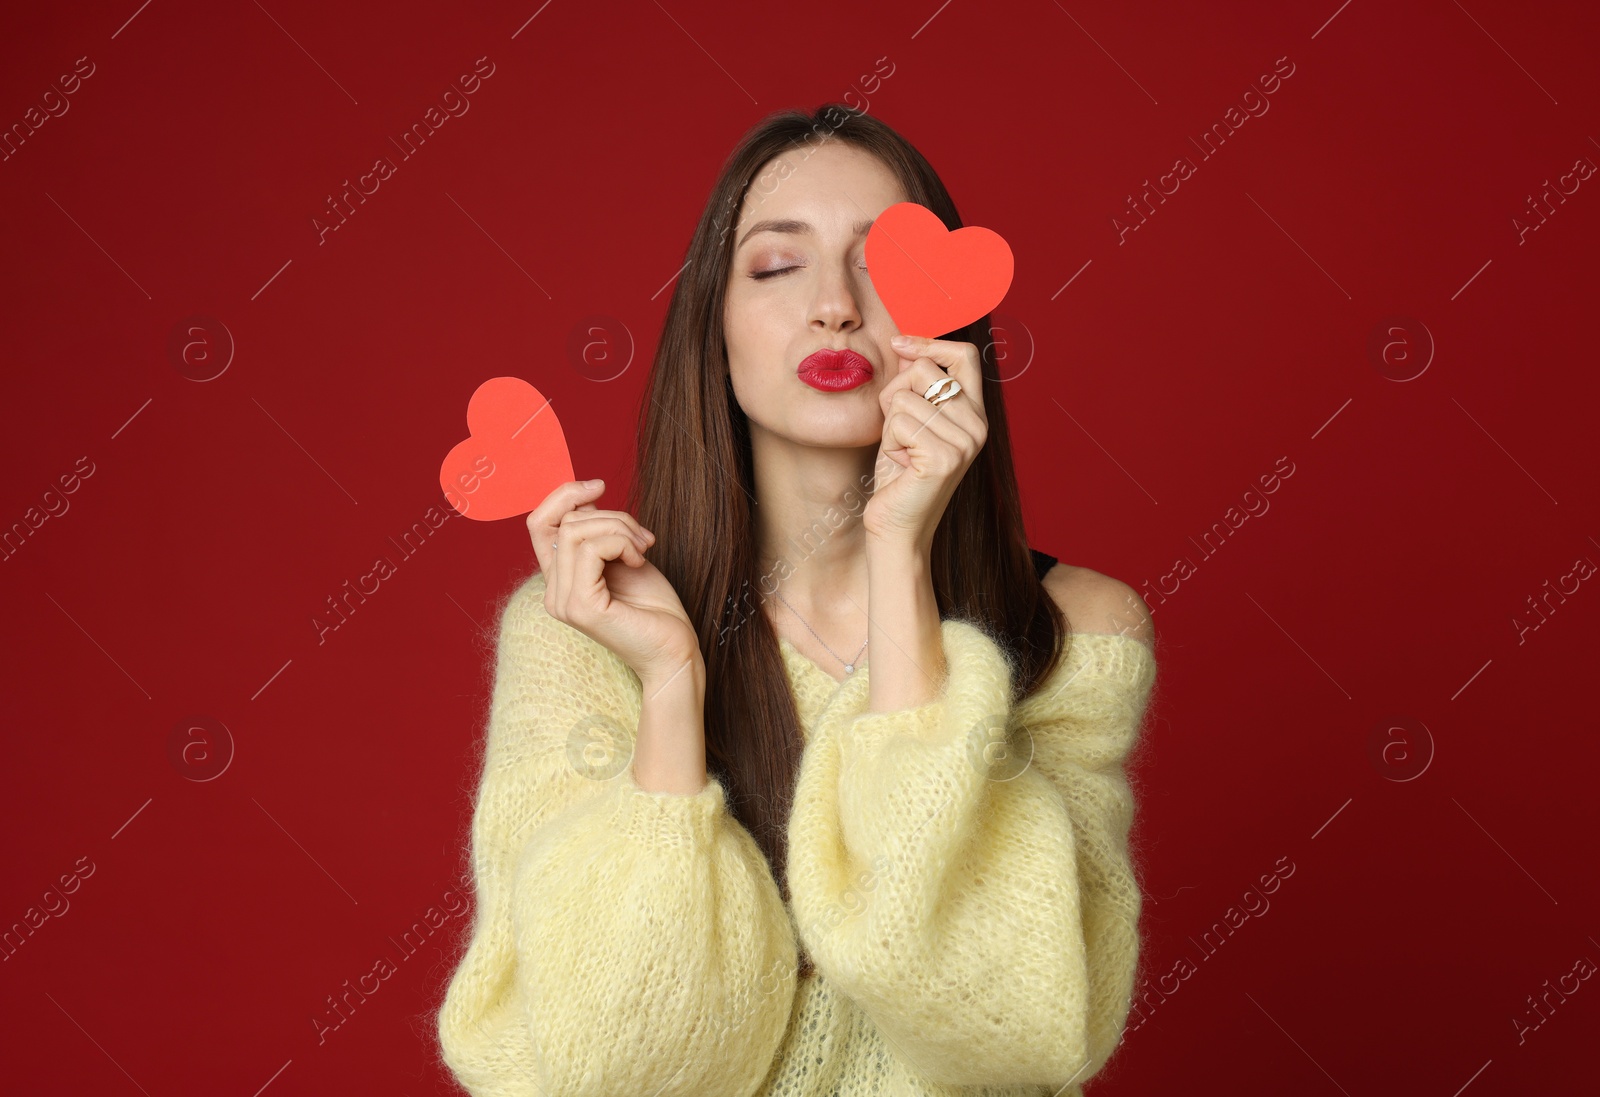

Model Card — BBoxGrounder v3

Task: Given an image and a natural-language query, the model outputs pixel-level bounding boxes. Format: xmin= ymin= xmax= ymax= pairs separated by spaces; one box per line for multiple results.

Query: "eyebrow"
xmin=735 ymin=217 xmax=876 ymax=252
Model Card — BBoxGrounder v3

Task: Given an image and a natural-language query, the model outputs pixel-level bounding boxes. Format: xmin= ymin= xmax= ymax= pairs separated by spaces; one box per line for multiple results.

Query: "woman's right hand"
xmin=527 ymin=479 xmax=702 ymax=685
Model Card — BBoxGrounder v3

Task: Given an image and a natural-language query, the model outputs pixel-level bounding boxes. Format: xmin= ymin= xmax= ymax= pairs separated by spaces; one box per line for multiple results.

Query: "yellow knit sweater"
xmin=436 ymin=569 xmax=1157 ymax=1096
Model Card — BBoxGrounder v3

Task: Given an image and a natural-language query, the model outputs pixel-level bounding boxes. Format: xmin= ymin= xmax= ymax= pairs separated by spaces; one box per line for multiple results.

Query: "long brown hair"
xmin=624 ymin=104 xmax=1067 ymax=928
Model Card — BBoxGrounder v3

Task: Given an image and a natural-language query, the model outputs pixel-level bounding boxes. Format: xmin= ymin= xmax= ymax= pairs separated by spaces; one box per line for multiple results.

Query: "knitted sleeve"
xmin=783 ymin=617 xmax=1156 ymax=1089
xmin=436 ymin=572 xmax=798 ymax=1097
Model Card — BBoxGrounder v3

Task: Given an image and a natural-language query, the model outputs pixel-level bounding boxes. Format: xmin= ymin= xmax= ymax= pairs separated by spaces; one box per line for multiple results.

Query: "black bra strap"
xmin=1028 ymin=546 xmax=1058 ymax=582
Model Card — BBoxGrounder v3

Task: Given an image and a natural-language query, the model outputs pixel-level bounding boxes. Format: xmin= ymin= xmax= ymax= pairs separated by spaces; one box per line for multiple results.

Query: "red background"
xmin=3 ymin=1 xmax=1597 ymax=1093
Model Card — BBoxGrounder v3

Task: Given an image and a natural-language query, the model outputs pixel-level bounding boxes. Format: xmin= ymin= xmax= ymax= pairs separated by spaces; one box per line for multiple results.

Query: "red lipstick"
xmin=797 ymin=348 xmax=874 ymax=392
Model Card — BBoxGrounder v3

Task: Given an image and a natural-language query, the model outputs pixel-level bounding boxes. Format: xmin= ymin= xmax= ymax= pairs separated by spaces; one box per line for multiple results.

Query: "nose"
xmin=808 ymin=257 xmax=863 ymax=333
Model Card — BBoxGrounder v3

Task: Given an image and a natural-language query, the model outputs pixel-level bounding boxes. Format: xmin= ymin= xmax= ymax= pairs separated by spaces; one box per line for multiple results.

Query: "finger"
xmin=895 ymin=356 xmax=949 ymax=400
xmin=886 ymin=357 xmax=977 ymax=433
xmin=561 ymin=509 xmax=655 ymax=549
xmin=877 ymin=362 xmax=945 ymax=467
xmin=558 ymin=515 xmax=649 ymax=555
xmin=574 ymin=531 xmax=648 ymax=572
xmin=886 ymin=415 xmax=967 ymax=482
xmin=530 ymin=478 xmax=605 ymax=531
xmin=553 ymin=517 xmax=651 ymax=583
xmin=887 ymin=388 xmax=973 ymax=456
xmin=889 ymin=387 xmax=971 ymax=440
xmin=881 ymin=409 xmax=950 ymax=477
xmin=562 ymin=533 xmax=646 ymax=617
xmin=890 ymin=334 xmax=968 ymax=368
xmin=529 ymin=478 xmax=605 ymax=575
xmin=550 ymin=530 xmax=646 ymax=623
xmin=896 ymin=369 xmax=985 ymax=437
xmin=877 ymin=352 xmax=929 ymax=418
xmin=889 ymin=336 xmax=984 ymax=411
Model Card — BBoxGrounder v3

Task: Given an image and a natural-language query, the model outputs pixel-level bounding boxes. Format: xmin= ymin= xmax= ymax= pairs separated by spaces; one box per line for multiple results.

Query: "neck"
xmin=750 ymin=423 xmax=875 ymax=629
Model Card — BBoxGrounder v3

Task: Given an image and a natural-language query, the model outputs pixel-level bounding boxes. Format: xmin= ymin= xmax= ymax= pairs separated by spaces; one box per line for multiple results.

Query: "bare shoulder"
xmin=1042 ymin=562 xmax=1156 ymax=650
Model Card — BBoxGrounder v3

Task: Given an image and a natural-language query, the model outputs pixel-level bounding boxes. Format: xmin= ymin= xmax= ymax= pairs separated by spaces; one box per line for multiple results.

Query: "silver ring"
xmin=922 ymin=376 xmax=962 ymax=407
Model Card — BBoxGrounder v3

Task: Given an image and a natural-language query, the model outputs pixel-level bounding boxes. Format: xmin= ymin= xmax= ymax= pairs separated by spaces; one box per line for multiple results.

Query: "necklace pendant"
xmin=844 ymin=664 xmax=854 ymax=674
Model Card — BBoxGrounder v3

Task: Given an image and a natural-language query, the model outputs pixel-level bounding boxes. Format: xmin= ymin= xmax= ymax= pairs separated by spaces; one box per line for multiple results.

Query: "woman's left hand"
xmin=863 ymin=333 xmax=989 ymax=553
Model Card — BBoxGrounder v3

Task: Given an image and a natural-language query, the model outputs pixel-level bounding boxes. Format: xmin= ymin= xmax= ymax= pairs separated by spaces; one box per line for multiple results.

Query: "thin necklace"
xmin=775 ymin=592 xmax=868 ymax=674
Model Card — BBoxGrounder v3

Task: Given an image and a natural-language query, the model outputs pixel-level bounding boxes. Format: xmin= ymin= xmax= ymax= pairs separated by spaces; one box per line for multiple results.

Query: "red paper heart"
xmin=440 ymin=376 xmax=575 ymax=522
xmin=864 ymin=201 xmax=1014 ymax=338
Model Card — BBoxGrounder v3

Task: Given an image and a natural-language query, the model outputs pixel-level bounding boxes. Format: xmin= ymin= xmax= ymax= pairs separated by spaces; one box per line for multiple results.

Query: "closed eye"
xmin=750 ymin=263 xmax=869 ymax=281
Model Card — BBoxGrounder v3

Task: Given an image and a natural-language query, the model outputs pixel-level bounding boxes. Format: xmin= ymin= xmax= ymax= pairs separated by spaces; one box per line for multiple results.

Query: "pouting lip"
xmin=797 ymin=348 xmax=874 ymax=376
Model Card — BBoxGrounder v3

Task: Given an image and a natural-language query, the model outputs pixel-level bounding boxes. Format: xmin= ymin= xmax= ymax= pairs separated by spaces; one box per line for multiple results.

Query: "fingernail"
xmin=891 ymin=334 xmax=912 ymax=346
xmin=586 ymin=478 xmax=603 ymax=488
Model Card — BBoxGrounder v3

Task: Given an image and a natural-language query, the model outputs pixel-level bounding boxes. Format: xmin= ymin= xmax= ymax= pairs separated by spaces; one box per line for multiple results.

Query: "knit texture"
xmin=436 ymin=569 xmax=1157 ymax=1097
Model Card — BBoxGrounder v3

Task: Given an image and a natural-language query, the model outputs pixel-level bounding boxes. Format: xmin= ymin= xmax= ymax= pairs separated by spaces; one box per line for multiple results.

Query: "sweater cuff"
xmin=606 ymin=765 xmax=729 ymax=849
xmin=843 ymin=618 xmax=1014 ymax=755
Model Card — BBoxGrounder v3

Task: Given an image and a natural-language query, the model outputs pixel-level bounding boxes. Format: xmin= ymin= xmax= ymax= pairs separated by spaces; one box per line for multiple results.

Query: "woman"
xmin=435 ymin=104 xmax=1159 ymax=1097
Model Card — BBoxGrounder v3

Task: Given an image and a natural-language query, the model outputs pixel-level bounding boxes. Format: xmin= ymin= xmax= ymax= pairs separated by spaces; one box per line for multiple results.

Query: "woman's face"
xmin=723 ymin=140 xmax=908 ymax=449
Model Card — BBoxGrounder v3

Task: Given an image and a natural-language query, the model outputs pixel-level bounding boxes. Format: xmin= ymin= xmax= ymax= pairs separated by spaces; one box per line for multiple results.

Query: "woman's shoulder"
xmin=1016 ymin=557 xmax=1157 ymax=719
xmin=1033 ymin=554 xmax=1156 ymax=652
